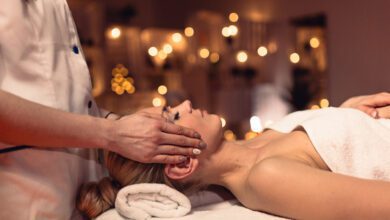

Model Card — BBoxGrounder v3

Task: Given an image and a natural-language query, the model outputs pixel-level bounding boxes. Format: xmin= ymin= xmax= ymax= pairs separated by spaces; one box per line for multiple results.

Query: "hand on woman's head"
xmin=107 ymin=104 xmax=208 ymax=164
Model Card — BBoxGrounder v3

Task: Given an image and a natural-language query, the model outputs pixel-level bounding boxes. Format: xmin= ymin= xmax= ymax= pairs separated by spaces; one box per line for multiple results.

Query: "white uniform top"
xmin=0 ymin=0 xmax=104 ymax=219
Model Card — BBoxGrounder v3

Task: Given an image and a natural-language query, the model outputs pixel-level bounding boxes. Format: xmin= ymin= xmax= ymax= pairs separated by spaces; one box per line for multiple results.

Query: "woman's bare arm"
xmin=246 ymin=158 xmax=390 ymax=219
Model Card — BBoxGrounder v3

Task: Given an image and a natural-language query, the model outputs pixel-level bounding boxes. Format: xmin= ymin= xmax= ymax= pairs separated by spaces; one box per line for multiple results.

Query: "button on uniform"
xmin=72 ymin=45 xmax=79 ymax=54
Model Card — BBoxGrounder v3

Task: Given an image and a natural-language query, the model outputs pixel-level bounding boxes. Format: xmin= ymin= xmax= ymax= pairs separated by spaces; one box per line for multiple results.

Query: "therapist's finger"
xmin=367 ymin=92 xmax=390 ymax=107
xmin=150 ymin=155 xmax=188 ymax=164
xmin=157 ymin=145 xmax=201 ymax=156
xmin=377 ymin=106 xmax=390 ymax=118
xmin=367 ymin=108 xmax=379 ymax=119
xmin=160 ymin=132 xmax=207 ymax=149
xmin=161 ymin=122 xmax=202 ymax=139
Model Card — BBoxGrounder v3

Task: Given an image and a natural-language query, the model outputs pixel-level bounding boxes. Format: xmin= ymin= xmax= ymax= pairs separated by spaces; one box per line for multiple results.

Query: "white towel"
xmin=114 ymin=183 xmax=191 ymax=220
xmin=268 ymin=107 xmax=390 ymax=180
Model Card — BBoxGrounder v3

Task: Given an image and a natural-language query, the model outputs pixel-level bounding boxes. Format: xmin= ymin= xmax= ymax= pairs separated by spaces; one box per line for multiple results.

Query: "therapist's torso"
xmin=0 ymin=0 xmax=103 ymax=219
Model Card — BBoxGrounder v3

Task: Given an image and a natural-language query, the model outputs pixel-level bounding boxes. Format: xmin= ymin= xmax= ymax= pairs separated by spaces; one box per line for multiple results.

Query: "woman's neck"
xmin=200 ymin=140 xmax=264 ymax=190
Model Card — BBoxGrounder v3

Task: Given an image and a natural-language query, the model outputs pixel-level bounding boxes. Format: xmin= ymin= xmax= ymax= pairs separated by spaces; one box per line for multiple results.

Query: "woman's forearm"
xmin=0 ymin=90 xmax=113 ymax=149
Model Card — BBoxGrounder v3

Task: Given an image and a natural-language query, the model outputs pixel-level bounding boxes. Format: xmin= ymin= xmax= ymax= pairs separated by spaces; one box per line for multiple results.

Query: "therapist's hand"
xmin=340 ymin=92 xmax=390 ymax=118
xmin=107 ymin=110 xmax=206 ymax=164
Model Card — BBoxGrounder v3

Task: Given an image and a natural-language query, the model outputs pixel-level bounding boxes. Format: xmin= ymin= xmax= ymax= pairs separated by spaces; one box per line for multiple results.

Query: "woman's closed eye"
xmin=173 ymin=112 xmax=180 ymax=121
xmin=162 ymin=109 xmax=180 ymax=122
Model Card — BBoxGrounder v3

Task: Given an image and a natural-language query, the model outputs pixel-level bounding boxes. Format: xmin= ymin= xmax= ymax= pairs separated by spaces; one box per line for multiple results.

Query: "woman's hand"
xmin=377 ymin=106 xmax=390 ymax=119
xmin=107 ymin=109 xmax=206 ymax=164
xmin=340 ymin=92 xmax=390 ymax=118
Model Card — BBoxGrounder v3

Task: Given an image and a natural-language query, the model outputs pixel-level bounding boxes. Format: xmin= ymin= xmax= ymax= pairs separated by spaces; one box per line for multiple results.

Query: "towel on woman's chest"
xmin=268 ymin=107 xmax=390 ymax=180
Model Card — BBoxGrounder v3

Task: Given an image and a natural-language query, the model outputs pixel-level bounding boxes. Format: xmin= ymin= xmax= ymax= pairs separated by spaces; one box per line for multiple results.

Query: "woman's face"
xmin=169 ymin=101 xmax=223 ymax=155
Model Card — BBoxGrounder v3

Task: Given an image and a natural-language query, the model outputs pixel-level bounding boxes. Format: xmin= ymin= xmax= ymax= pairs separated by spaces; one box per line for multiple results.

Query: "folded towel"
xmin=114 ymin=183 xmax=191 ymax=220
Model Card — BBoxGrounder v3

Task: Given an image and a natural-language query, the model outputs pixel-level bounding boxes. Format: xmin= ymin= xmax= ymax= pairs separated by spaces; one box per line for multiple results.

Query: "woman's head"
xmin=76 ymin=101 xmax=223 ymax=218
xmin=169 ymin=100 xmax=223 ymax=157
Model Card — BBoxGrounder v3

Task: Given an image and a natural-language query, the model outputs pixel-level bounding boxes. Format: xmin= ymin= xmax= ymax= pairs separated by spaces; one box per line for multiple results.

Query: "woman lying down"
xmin=77 ymin=92 xmax=390 ymax=219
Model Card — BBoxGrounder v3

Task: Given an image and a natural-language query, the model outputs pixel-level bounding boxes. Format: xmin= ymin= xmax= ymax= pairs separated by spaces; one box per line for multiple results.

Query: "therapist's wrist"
xmin=92 ymin=117 xmax=117 ymax=151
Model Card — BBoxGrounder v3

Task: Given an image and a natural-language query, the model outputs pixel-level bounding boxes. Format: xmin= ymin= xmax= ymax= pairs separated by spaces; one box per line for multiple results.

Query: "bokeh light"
xmin=220 ymin=117 xmax=226 ymax=128
xmin=122 ymin=81 xmax=131 ymax=90
xmin=109 ymin=27 xmax=121 ymax=39
xmin=224 ymin=130 xmax=236 ymax=141
xmin=158 ymin=50 xmax=168 ymax=60
xmin=222 ymin=27 xmax=231 ymax=37
xmin=114 ymin=74 xmax=124 ymax=83
xmin=257 ymin=46 xmax=268 ymax=57
xmin=320 ymin=98 xmax=330 ymax=108
xmin=126 ymin=85 xmax=135 ymax=94
xmin=111 ymin=82 xmax=119 ymax=91
xmin=310 ymin=37 xmax=320 ymax=48
xmin=290 ymin=52 xmax=300 ymax=64
xmin=250 ymin=116 xmax=263 ymax=132
xmin=199 ymin=48 xmax=210 ymax=59
xmin=152 ymin=97 xmax=165 ymax=107
xmin=115 ymin=86 xmax=124 ymax=95
xmin=148 ymin=47 xmax=158 ymax=57
xmin=184 ymin=27 xmax=194 ymax=37
xmin=163 ymin=44 xmax=173 ymax=54
xmin=209 ymin=52 xmax=220 ymax=63
xmin=245 ymin=131 xmax=258 ymax=140
xmin=311 ymin=105 xmax=320 ymax=110
xmin=236 ymin=51 xmax=248 ymax=63
xmin=228 ymin=25 xmax=238 ymax=36
xmin=229 ymin=12 xmax=239 ymax=22
xmin=157 ymin=85 xmax=168 ymax=95
xmin=172 ymin=32 xmax=183 ymax=43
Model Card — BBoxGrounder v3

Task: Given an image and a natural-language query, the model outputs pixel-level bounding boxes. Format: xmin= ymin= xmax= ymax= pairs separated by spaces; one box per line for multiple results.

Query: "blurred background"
xmin=68 ymin=0 xmax=390 ymax=140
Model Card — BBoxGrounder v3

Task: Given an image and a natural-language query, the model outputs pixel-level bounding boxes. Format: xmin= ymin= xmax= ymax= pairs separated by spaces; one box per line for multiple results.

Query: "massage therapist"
xmin=0 ymin=0 xmax=205 ymax=219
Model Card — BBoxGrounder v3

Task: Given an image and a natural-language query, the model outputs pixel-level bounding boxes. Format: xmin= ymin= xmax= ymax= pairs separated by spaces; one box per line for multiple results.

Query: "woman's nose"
xmin=182 ymin=100 xmax=192 ymax=113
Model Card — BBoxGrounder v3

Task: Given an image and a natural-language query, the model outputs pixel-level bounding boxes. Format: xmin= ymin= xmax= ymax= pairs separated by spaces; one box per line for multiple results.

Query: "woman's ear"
xmin=164 ymin=157 xmax=198 ymax=180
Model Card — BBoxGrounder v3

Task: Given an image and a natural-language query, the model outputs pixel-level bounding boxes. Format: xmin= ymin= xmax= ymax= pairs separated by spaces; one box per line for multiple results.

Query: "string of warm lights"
xmin=106 ymin=12 xmax=322 ymax=66
xmin=111 ymin=64 xmax=136 ymax=95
